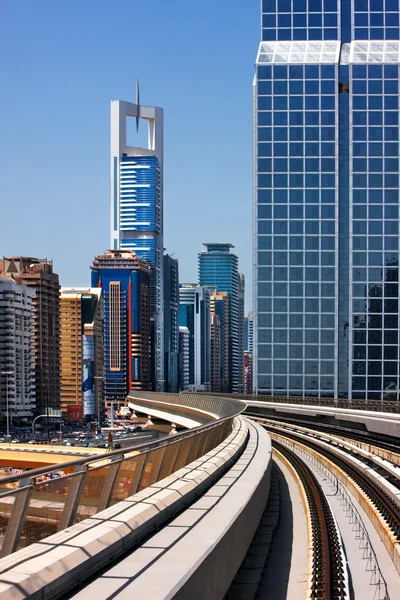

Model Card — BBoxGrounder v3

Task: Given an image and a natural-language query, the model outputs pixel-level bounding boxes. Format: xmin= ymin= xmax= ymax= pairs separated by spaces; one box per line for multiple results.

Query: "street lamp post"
xmin=93 ymin=376 xmax=103 ymax=431
xmin=1 ymin=371 xmax=13 ymax=438
xmin=110 ymin=401 xmax=115 ymax=429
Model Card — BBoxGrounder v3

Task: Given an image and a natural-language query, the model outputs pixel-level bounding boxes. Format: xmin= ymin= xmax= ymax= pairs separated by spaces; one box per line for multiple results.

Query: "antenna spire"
xmin=136 ymin=79 xmax=140 ymax=132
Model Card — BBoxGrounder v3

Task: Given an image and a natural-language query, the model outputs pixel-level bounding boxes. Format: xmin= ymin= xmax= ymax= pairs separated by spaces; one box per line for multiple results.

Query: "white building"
xmin=0 ymin=278 xmax=35 ymax=424
xmin=179 ymin=326 xmax=190 ymax=391
xmin=179 ymin=284 xmax=211 ymax=392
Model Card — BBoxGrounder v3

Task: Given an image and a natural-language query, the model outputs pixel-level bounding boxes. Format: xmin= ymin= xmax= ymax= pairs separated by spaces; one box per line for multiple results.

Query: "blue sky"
xmin=0 ymin=1 xmax=258 ymax=311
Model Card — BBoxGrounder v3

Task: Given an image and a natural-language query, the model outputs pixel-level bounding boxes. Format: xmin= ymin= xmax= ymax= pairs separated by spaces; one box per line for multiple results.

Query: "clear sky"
xmin=0 ymin=0 xmax=259 ymax=312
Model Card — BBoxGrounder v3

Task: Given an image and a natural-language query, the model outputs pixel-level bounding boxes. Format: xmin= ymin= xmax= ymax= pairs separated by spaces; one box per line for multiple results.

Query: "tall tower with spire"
xmin=110 ymin=94 xmax=164 ymax=390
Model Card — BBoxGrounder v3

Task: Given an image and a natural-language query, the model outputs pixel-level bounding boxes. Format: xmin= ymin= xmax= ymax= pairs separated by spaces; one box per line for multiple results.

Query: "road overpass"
xmin=0 ymin=393 xmax=398 ymax=599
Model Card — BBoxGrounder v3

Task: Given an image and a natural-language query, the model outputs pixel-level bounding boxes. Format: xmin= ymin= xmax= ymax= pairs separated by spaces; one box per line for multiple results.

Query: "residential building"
xmin=198 ymin=243 xmax=242 ymax=392
xmin=163 ymin=254 xmax=179 ymax=392
xmin=210 ymin=313 xmax=221 ymax=393
xmin=179 ymin=284 xmax=210 ymax=392
xmin=0 ymin=278 xmax=35 ymax=424
xmin=178 ymin=326 xmax=190 ymax=391
xmin=238 ymin=273 xmax=245 ymax=393
xmin=254 ymin=0 xmax=400 ymax=400
xmin=244 ymin=312 xmax=254 ymax=395
xmin=60 ymin=288 xmax=102 ymax=418
xmin=0 ymin=257 xmax=60 ymax=414
xmin=91 ymin=250 xmax=151 ymax=407
xmin=110 ymin=98 xmax=164 ymax=390
xmin=209 ymin=290 xmax=229 ymax=392
xmin=243 ymin=353 xmax=253 ymax=395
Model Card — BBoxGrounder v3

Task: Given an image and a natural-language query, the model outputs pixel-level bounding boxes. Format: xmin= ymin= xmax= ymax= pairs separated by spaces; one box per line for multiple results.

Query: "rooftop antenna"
xmin=136 ymin=79 xmax=140 ymax=132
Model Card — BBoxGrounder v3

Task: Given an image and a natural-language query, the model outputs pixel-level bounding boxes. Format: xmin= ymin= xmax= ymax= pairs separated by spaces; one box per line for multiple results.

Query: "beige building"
xmin=210 ymin=290 xmax=229 ymax=393
xmin=60 ymin=288 xmax=102 ymax=418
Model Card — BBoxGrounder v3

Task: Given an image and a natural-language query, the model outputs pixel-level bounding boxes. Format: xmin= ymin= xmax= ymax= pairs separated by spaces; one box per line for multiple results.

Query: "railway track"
xmin=245 ymin=409 xmax=400 ymax=455
xmin=268 ymin=427 xmax=400 ymax=543
xmin=273 ymin=439 xmax=348 ymax=599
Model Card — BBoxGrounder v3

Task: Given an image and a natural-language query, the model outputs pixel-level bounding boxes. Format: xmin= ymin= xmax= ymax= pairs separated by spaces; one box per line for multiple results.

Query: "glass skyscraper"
xmin=110 ymin=100 xmax=164 ymax=390
xmin=91 ymin=250 xmax=151 ymax=403
xmin=179 ymin=284 xmax=211 ymax=391
xmin=199 ymin=243 xmax=243 ymax=393
xmin=163 ymin=254 xmax=179 ymax=392
xmin=254 ymin=1 xmax=400 ymax=400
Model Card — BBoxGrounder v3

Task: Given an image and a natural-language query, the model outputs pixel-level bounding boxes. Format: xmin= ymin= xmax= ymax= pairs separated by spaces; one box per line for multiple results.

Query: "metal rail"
xmin=274 ymin=439 xmax=347 ymax=599
xmin=0 ymin=398 xmax=245 ymax=558
xmin=249 ymin=415 xmax=400 ymax=487
xmin=245 ymin=409 xmax=400 ymax=454
xmin=195 ymin=392 xmax=400 ymax=413
xmin=277 ymin=436 xmax=390 ymax=600
xmin=269 ymin=427 xmax=400 ymax=542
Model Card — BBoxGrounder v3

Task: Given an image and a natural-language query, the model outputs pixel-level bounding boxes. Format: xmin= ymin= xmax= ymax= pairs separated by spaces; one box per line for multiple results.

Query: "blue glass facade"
xmin=91 ymin=251 xmax=151 ymax=403
xmin=164 ymin=254 xmax=179 ymax=392
xmin=118 ymin=155 xmax=162 ymax=389
xmin=254 ymin=2 xmax=400 ymax=400
xmin=198 ymin=244 xmax=243 ymax=392
xmin=179 ymin=285 xmax=211 ymax=390
xmin=119 ymin=156 xmax=161 ymax=236
xmin=262 ymin=0 xmax=340 ymax=41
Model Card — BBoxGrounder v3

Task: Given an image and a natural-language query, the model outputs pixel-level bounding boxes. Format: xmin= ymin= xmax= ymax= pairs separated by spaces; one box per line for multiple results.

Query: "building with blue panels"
xmin=91 ymin=250 xmax=151 ymax=406
xmin=179 ymin=284 xmax=210 ymax=392
xmin=198 ymin=244 xmax=243 ymax=393
xmin=254 ymin=1 xmax=400 ymax=400
xmin=110 ymin=99 xmax=164 ymax=391
xmin=163 ymin=254 xmax=179 ymax=392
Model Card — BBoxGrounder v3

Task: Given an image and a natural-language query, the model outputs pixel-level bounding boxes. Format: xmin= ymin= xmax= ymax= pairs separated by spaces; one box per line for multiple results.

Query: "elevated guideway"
xmin=0 ymin=393 xmax=398 ymax=599
xmin=0 ymin=393 xmax=273 ymax=600
xmin=246 ymin=400 xmax=400 ymax=438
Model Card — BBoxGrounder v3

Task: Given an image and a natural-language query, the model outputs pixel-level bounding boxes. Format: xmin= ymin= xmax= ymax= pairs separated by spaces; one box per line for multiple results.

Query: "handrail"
xmin=0 ymin=393 xmax=246 ymax=558
xmin=0 ymin=403 xmax=244 ymax=487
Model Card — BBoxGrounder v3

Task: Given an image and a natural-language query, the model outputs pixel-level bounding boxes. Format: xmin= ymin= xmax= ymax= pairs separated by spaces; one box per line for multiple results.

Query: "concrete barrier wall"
xmin=69 ymin=419 xmax=272 ymax=600
xmin=0 ymin=418 xmax=253 ymax=600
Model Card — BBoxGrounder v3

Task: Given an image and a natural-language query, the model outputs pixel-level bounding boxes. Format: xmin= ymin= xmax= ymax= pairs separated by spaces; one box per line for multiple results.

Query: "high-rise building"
xmin=60 ymin=289 xmax=103 ymax=418
xmin=0 ymin=278 xmax=35 ymax=424
xmin=244 ymin=352 xmax=253 ymax=395
xmin=91 ymin=250 xmax=151 ymax=406
xmin=210 ymin=290 xmax=229 ymax=392
xmin=110 ymin=99 xmax=164 ymax=390
xmin=163 ymin=254 xmax=179 ymax=392
xmin=254 ymin=0 xmax=400 ymax=400
xmin=0 ymin=257 xmax=60 ymax=414
xmin=179 ymin=284 xmax=210 ymax=391
xmin=238 ymin=273 xmax=245 ymax=393
xmin=245 ymin=312 xmax=254 ymax=354
xmin=210 ymin=313 xmax=221 ymax=393
xmin=244 ymin=312 xmax=254 ymax=395
xmin=198 ymin=243 xmax=242 ymax=392
xmin=178 ymin=326 xmax=190 ymax=391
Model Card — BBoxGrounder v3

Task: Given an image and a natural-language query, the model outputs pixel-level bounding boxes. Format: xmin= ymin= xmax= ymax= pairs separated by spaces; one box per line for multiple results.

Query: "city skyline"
xmin=0 ymin=1 xmax=257 ymax=311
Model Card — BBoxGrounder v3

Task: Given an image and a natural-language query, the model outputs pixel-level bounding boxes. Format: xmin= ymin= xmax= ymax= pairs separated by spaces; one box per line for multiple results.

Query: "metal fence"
xmin=190 ymin=392 xmax=400 ymax=414
xmin=0 ymin=403 xmax=242 ymax=558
